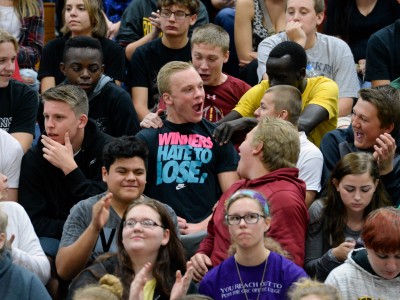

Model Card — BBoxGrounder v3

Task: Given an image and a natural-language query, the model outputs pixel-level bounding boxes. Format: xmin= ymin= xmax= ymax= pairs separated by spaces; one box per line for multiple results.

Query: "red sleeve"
xmin=12 ymin=60 xmax=23 ymax=82
xmin=268 ymin=190 xmax=309 ymax=267
xmin=196 ymin=181 xmax=244 ymax=266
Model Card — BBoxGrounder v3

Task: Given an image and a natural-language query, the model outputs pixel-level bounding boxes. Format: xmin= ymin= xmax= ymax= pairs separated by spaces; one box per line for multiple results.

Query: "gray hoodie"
xmin=325 ymin=248 xmax=400 ymax=300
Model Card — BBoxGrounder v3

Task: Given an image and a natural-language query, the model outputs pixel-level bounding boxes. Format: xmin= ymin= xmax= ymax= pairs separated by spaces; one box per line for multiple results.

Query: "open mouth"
xmin=193 ymin=103 xmax=202 ymax=112
xmin=200 ymin=74 xmax=210 ymax=80
xmin=354 ymin=130 xmax=364 ymax=141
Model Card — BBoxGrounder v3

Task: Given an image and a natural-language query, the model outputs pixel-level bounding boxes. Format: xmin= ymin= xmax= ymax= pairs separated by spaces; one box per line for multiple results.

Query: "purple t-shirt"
xmin=199 ymin=252 xmax=307 ymax=300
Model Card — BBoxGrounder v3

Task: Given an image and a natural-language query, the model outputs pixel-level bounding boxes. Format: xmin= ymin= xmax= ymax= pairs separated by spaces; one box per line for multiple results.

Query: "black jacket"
xmin=19 ymin=120 xmax=113 ymax=239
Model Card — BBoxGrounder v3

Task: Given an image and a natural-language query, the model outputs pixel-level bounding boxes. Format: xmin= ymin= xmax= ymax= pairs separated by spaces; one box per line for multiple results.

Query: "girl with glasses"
xmin=198 ymin=189 xmax=307 ymax=300
xmin=69 ymin=198 xmax=195 ymax=299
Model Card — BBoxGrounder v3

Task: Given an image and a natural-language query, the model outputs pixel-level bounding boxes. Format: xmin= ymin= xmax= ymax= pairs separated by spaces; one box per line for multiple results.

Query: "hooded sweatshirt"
xmin=197 ymin=168 xmax=308 ymax=267
xmin=325 ymin=248 xmax=400 ymax=300
xmin=63 ymin=75 xmax=140 ymax=137
xmin=320 ymin=124 xmax=400 ymax=206
xmin=0 ymin=251 xmax=51 ymax=299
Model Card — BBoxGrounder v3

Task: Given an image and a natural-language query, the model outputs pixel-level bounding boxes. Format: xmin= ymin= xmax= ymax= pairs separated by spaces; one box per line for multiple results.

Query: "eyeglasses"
xmin=225 ymin=189 xmax=270 ymax=216
xmin=225 ymin=213 xmax=265 ymax=225
xmin=160 ymin=9 xmax=192 ymax=20
xmin=124 ymin=219 xmax=165 ymax=229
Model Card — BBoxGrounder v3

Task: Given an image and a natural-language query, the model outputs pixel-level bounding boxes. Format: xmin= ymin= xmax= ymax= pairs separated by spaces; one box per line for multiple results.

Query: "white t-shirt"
xmin=0 ymin=129 xmax=23 ymax=188
xmin=0 ymin=6 xmax=21 ymax=39
xmin=0 ymin=201 xmax=50 ymax=284
xmin=297 ymin=131 xmax=323 ymax=192
xmin=257 ymin=32 xmax=359 ymax=99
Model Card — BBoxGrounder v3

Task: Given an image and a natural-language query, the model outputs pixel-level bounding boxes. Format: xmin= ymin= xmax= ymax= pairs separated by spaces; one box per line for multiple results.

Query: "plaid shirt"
xmin=17 ymin=0 xmax=44 ymax=69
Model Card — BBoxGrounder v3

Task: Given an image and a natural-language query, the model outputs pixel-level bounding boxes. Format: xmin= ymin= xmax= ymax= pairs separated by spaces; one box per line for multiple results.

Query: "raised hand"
xmin=373 ymin=133 xmax=396 ymax=175
xmin=6 ymin=234 xmax=15 ymax=248
xmin=149 ymin=10 xmax=162 ymax=38
xmin=170 ymin=261 xmax=194 ymax=300
xmin=129 ymin=262 xmax=152 ymax=300
xmin=90 ymin=193 xmax=112 ymax=232
xmin=286 ymin=21 xmax=307 ymax=48
xmin=41 ymin=132 xmax=78 ymax=175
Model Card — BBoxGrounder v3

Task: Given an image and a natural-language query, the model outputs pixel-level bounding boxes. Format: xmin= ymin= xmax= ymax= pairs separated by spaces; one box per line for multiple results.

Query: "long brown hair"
xmin=116 ymin=198 xmax=187 ymax=299
xmin=61 ymin=0 xmax=107 ymax=37
xmin=317 ymin=153 xmax=390 ymax=248
xmin=13 ymin=0 xmax=41 ymax=18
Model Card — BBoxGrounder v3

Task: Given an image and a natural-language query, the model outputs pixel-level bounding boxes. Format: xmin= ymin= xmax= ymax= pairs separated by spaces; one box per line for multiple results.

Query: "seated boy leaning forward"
xmin=19 ymin=85 xmax=113 ymax=259
xmin=191 ymin=117 xmax=309 ymax=282
xmin=214 ymin=41 xmax=338 ymax=148
xmin=253 ymin=85 xmax=323 ymax=207
xmin=320 ymin=85 xmax=400 ymax=207
xmin=56 ymin=136 xmax=179 ymax=281
xmin=59 ymin=36 xmax=140 ymax=137
xmin=136 ymin=61 xmax=240 ymax=257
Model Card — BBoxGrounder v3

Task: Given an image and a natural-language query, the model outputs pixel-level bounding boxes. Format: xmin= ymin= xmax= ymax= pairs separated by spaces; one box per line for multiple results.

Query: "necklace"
xmin=234 ymin=256 xmax=268 ymax=300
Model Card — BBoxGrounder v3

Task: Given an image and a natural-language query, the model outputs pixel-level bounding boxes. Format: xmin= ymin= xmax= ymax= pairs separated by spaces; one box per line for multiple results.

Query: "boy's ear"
xmin=316 ymin=12 xmax=324 ymax=26
xmin=101 ymin=64 xmax=105 ymax=74
xmin=298 ymin=67 xmax=306 ymax=80
xmin=78 ymin=114 xmax=89 ymax=129
xmin=189 ymin=14 xmax=197 ymax=26
xmin=163 ymin=93 xmax=173 ymax=105
xmin=60 ymin=62 xmax=65 ymax=75
xmin=384 ymin=122 xmax=394 ymax=134
xmin=102 ymin=166 xmax=108 ymax=182
xmin=252 ymin=141 xmax=263 ymax=155
xmin=223 ymin=51 xmax=229 ymax=64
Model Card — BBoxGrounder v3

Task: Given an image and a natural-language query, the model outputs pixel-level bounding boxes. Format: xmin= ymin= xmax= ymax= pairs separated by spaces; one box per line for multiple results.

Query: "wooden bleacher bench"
xmin=36 ymin=3 xmax=55 ymax=70
xmin=43 ymin=3 xmax=56 ymax=45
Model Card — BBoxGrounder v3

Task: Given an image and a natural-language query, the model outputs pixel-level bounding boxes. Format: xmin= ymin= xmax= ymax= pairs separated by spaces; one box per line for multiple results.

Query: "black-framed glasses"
xmin=124 ymin=219 xmax=165 ymax=229
xmin=225 ymin=213 xmax=265 ymax=225
xmin=160 ymin=9 xmax=192 ymax=20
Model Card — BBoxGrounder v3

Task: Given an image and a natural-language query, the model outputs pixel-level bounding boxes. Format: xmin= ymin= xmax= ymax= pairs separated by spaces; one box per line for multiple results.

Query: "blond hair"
xmin=0 ymin=29 xmax=19 ymax=52
xmin=157 ymin=61 xmax=193 ymax=94
xmin=252 ymin=116 xmax=299 ymax=171
xmin=13 ymin=0 xmax=41 ymax=18
xmin=285 ymin=0 xmax=325 ymax=14
xmin=72 ymin=274 xmax=123 ymax=300
xmin=288 ymin=278 xmax=342 ymax=300
xmin=191 ymin=23 xmax=229 ymax=54
xmin=42 ymin=85 xmax=89 ymax=116
xmin=264 ymin=85 xmax=302 ymax=126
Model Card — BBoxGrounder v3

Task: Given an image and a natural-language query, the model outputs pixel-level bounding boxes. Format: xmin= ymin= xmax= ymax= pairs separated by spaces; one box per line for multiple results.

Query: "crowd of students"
xmin=1 ymin=0 xmax=400 ymax=299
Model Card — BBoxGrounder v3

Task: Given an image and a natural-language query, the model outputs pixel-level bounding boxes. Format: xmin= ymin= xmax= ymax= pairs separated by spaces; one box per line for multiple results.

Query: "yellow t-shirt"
xmin=233 ymin=78 xmax=339 ymax=147
xmin=144 ymin=278 xmax=156 ymax=300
